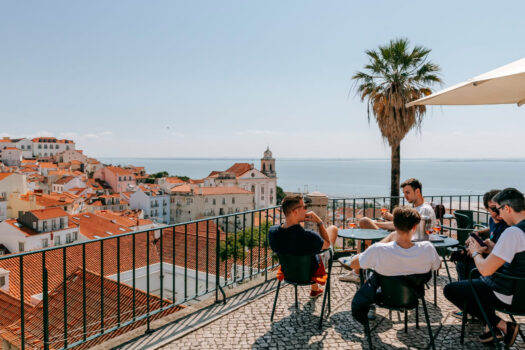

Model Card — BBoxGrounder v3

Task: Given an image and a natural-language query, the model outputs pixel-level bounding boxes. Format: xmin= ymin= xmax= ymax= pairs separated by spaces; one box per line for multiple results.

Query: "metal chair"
xmin=364 ymin=272 xmax=436 ymax=350
xmin=270 ymin=249 xmax=333 ymax=329
xmin=460 ymin=268 xmax=525 ymax=348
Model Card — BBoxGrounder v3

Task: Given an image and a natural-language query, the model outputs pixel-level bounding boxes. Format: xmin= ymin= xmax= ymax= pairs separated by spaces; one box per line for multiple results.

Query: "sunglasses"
xmin=292 ymin=205 xmax=308 ymax=211
xmin=488 ymin=206 xmax=500 ymax=214
xmin=497 ymin=205 xmax=507 ymax=212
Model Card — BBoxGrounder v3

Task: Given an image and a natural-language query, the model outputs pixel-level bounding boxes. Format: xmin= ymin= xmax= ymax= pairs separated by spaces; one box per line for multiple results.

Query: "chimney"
xmin=0 ymin=268 xmax=10 ymax=292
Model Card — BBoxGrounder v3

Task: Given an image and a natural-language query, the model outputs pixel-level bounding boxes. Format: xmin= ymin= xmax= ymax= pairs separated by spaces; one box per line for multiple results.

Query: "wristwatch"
xmin=472 ymin=251 xmax=480 ymax=259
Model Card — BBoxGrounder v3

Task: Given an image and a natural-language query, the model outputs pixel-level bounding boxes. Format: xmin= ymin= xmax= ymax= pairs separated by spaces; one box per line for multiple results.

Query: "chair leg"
xmin=421 ymin=298 xmax=435 ymax=350
xmin=433 ymin=271 xmax=437 ymax=305
xmin=364 ymin=319 xmax=373 ymax=350
xmin=509 ymin=315 xmax=525 ymax=342
xmin=416 ymin=300 xmax=419 ymax=329
xmin=442 ymin=256 xmax=452 ymax=283
xmin=319 ymin=281 xmax=330 ymax=329
xmin=404 ymin=309 xmax=408 ymax=333
xmin=270 ymin=280 xmax=281 ymax=322
xmin=460 ymin=301 xmax=467 ymax=344
xmin=294 ymin=285 xmax=298 ymax=308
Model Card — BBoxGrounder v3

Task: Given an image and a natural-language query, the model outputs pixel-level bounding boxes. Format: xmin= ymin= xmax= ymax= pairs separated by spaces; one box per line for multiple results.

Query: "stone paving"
xmin=144 ymin=265 xmax=525 ymax=349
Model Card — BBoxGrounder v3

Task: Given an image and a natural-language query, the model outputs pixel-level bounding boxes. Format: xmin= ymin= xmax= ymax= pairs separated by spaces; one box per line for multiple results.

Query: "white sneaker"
xmin=338 ymin=255 xmax=354 ymax=271
xmin=339 ymin=272 xmax=360 ymax=283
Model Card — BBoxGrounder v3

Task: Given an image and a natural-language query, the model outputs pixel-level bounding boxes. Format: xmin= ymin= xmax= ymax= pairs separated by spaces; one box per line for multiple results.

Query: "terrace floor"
xmin=111 ymin=264 xmax=525 ymax=350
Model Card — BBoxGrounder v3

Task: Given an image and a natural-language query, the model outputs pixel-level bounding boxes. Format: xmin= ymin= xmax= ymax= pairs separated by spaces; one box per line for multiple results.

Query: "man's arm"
xmin=375 ymin=221 xmax=395 ymax=231
xmin=350 ymin=254 xmax=361 ymax=270
xmin=379 ymin=231 xmax=397 ymax=243
xmin=467 ymin=239 xmax=505 ymax=276
xmin=305 ymin=211 xmax=330 ymax=250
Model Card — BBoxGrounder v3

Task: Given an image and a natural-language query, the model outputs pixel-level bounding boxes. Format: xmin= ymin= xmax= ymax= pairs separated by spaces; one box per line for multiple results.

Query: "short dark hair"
xmin=483 ymin=189 xmax=501 ymax=209
xmin=281 ymin=194 xmax=303 ymax=216
xmin=400 ymin=178 xmax=422 ymax=193
xmin=493 ymin=188 xmax=525 ymax=212
xmin=393 ymin=206 xmax=421 ymax=232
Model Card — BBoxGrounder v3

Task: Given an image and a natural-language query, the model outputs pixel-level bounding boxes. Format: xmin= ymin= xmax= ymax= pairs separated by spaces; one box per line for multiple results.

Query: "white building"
xmin=130 ymin=185 xmax=170 ymax=224
xmin=170 ymin=184 xmax=254 ymax=223
xmin=56 ymin=149 xmax=88 ymax=164
xmin=51 ymin=176 xmax=86 ymax=194
xmin=0 ymin=208 xmax=79 ymax=252
xmin=0 ymin=148 xmax=22 ymax=167
xmin=32 ymin=137 xmax=75 ymax=158
xmin=204 ymin=148 xmax=277 ymax=209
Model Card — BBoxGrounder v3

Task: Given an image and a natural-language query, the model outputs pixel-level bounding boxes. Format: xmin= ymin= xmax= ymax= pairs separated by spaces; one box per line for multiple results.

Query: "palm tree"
xmin=352 ymin=38 xmax=441 ymax=207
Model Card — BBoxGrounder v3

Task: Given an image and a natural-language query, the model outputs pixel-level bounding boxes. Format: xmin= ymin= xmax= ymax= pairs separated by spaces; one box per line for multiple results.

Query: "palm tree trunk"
xmin=390 ymin=143 xmax=401 ymax=209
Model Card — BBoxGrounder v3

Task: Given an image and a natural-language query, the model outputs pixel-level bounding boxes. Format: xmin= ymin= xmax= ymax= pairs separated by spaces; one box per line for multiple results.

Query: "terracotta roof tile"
xmin=31 ymin=208 xmax=69 ymax=220
xmin=225 ymin=163 xmax=252 ymax=177
xmin=0 ymin=173 xmax=13 ymax=181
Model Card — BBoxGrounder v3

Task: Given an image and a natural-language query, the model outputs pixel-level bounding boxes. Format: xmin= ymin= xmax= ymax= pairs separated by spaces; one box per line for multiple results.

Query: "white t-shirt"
xmin=359 ymin=240 xmax=441 ymax=276
xmin=415 ymin=202 xmax=437 ymax=227
xmin=489 ymin=226 xmax=525 ymax=304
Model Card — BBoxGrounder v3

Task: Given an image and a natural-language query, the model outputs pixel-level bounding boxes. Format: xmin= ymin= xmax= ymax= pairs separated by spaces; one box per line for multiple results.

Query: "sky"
xmin=1 ymin=1 xmax=524 ymax=159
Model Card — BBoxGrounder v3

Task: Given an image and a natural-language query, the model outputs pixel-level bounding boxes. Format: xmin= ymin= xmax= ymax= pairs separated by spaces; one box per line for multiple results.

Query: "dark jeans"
xmin=455 ymin=256 xmax=480 ymax=281
xmin=444 ymin=279 xmax=509 ymax=326
xmin=351 ymin=274 xmax=379 ymax=325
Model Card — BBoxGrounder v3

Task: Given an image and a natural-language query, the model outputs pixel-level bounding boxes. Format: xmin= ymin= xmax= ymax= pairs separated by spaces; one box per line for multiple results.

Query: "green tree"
xmin=276 ymin=186 xmax=286 ymax=205
xmin=352 ymin=38 xmax=441 ymax=207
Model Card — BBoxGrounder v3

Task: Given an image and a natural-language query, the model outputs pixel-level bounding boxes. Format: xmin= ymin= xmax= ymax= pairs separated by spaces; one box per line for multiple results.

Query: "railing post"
xmin=304 ymin=192 xmax=328 ymax=233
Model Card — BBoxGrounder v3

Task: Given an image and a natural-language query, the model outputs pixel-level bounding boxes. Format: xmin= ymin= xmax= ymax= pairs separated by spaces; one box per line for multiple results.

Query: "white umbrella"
xmin=407 ymin=57 xmax=525 ymax=107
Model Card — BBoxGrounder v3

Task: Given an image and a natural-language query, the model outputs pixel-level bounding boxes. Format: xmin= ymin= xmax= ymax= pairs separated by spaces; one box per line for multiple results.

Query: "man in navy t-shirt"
xmin=269 ymin=194 xmax=338 ymax=298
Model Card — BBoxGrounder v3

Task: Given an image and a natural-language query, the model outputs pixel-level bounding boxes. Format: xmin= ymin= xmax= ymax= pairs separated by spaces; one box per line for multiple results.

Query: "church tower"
xmin=261 ymin=147 xmax=276 ymax=178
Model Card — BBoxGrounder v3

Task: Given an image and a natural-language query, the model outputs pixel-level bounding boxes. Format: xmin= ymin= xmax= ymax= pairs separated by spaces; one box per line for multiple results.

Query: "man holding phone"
xmin=269 ymin=194 xmax=338 ymax=298
xmin=444 ymin=188 xmax=525 ymax=346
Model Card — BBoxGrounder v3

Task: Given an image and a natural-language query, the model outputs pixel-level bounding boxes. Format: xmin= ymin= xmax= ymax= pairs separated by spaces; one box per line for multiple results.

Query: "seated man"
xmin=359 ymin=178 xmax=437 ymax=243
xmin=444 ymin=188 xmax=525 ymax=346
xmin=269 ymin=194 xmax=338 ymax=298
xmin=455 ymin=189 xmax=509 ymax=281
xmin=350 ymin=206 xmax=441 ymax=325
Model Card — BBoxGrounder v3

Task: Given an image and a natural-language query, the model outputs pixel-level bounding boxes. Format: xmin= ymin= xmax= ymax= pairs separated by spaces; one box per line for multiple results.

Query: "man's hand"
xmin=305 ymin=211 xmax=322 ymax=224
xmin=484 ymin=239 xmax=495 ymax=254
xmin=381 ymin=212 xmax=393 ymax=221
xmin=466 ymin=238 xmax=488 ymax=256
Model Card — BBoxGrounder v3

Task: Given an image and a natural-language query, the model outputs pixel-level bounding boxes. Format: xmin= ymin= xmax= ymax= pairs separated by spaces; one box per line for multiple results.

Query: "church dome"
xmin=263 ymin=147 xmax=273 ymax=158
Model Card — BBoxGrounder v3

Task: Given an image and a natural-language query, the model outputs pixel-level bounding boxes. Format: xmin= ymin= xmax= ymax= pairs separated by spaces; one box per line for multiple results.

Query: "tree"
xmin=352 ymin=38 xmax=441 ymax=207
xmin=276 ymin=186 xmax=286 ymax=205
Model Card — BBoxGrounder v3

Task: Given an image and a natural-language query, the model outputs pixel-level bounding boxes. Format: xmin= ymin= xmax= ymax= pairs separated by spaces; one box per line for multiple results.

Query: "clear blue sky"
xmin=1 ymin=1 xmax=524 ymax=158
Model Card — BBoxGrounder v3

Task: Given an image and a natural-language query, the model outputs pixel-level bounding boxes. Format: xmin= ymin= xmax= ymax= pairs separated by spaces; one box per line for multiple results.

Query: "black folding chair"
xmin=364 ymin=273 xmax=436 ymax=350
xmin=460 ymin=268 xmax=525 ymax=348
xmin=270 ymin=249 xmax=333 ymax=329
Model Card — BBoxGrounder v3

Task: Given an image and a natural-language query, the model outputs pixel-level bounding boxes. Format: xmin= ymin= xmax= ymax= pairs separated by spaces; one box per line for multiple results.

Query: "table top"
xmin=430 ymin=236 xmax=459 ymax=248
xmin=338 ymin=228 xmax=389 ymax=241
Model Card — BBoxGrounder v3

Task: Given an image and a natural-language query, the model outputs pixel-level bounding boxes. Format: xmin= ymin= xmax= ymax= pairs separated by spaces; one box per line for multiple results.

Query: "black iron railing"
xmin=0 ymin=206 xmax=280 ymax=350
xmin=328 ymin=194 xmax=489 ymax=229
xmin=0 ymin=194 xmax=491 ymax=349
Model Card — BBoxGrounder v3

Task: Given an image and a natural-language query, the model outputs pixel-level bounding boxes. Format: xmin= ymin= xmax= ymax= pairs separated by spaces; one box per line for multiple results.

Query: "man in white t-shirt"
xmin=359 ymin=178 xmax=436 ymax=242
xmin=350 ymin=206 xmax=441 ymax=325
xmin=444 ymin=188 xmax=525 ymax=347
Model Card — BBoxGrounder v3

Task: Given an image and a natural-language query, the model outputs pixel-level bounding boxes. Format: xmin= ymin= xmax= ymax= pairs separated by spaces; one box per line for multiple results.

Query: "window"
xmin=261 ymin=196 xmax=264 ymax=200
xmin=222 ymin=198 xmax=226 ymax=205
xmin=119 ymin=176 xmax=122 ymax=181
xmin=66 ymin=233 xmax=72 ymax=243
xmin=55 ymin=235 xmax=61 ymax=246
xmin=270 ymin=188 xmax=273 ymax=194
xmin=60 ymin=218 xmax=64 ymax=228
xmin=73 ymin=232 xmax=78 ymax=241
xmin=42 ymin=221 xmax=47 ymax=232
xmin=261 ymin=186 xmax=264 ymax=194
xmin=32 ymin=222 xmax=36 ymax=229
xmin=251 ymin=185 xmax=255 ymax=192
xmin=42 ymin=238 xmax=49 ymax=248
xmin=232 ymin=197 xmax=235 ymax=204
xmin=205 ymin=198 xmax=208 ymax=203
xmin=0 ymin=276 xmax=5 ymax=287
xmin=38 ymin=144 xmax=42 ymax=149
xmin=66 ymin=146 xmax=70 ymax=150
xmin=55 ymin=145 xmax=59 ymax=149
xmin=213 ymin=199 xmax=216 ymax=205
xmin=44 ymin=144 xmax=48 ymax=149
xmin=28 ymin=145 xmax=31 ymax=149
xmin=18 ymin=242 xmax=25 ymax=252
xmin=21 ymin=145 xmax=24 ymax=150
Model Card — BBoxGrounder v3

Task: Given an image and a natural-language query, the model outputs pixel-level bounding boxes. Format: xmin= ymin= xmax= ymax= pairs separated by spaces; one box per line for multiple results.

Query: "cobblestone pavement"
xmin=159 ymin=265 xmax=525 ymax=350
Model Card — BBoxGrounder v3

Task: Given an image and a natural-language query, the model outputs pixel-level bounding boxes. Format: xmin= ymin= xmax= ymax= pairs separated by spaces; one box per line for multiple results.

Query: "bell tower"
xmin=261 ymin=147 xmax=276 ymax=178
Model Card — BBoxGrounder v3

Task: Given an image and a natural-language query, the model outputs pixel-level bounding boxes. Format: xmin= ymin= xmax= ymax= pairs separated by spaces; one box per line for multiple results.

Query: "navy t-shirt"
xmin=268 ymin=224 xmax=324 ymax=256
xmin=489 ymin=217 xmax=509 ymax=244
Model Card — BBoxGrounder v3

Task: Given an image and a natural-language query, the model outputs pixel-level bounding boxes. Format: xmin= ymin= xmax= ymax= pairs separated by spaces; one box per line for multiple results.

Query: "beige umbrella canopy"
xmin=407 ymin=57 xmax=525 ymax=107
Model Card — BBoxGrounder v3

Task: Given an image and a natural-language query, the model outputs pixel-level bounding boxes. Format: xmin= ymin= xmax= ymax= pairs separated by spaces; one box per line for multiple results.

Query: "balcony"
xmin=0 ymin=194 xmax=522 ymax=349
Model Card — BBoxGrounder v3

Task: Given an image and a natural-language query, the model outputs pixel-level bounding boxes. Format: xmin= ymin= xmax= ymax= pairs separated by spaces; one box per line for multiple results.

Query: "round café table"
xmin=337 ymin=229 xmax=390 ymax=284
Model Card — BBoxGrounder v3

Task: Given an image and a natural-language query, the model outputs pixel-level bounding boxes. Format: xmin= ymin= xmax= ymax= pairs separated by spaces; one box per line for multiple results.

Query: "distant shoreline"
xmin=98 ymin=157 xmax=525 ymax=162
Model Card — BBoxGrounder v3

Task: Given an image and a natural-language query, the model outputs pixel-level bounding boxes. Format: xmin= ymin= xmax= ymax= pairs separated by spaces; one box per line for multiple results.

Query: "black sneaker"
xmin=478 ymin=328 xmax=504 ymax=343
xmin=504 ymin=321 xmax=519 ymax=347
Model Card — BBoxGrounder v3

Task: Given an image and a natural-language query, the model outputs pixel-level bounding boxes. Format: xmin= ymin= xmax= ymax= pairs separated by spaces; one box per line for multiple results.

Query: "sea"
xmin=98 ymin=158 xmax=525 ymax=198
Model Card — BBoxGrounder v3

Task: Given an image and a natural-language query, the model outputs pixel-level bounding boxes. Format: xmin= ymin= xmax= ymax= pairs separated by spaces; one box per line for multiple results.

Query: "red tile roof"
xmin=69 ymin=213 xmax=133 ymax=239
xmin=0 ymin=268 xmax=181 ymax=350
xmin=54 ymin=176 xmax=76 ymax=185
xmin=106 ymin=166 xmax=134 ymax=177
xmin=31 ymin=208 xmax=69 ymax=220
xmin=0 ymin=173 xmax=13 ymax=181
xmin=225 ymin=163 xmax=252 ymax=177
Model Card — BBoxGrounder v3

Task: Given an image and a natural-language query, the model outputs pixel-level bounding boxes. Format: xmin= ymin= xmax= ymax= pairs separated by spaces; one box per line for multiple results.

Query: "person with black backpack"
xmin=444 ymin=188 xmax=525 ymax=346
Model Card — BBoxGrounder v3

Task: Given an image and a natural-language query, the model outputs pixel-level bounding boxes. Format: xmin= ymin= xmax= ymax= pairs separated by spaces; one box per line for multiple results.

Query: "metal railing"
xmin=0 ymin=194 xmax=492 ymax=349
xmin=327 ymin=194 xmax=489 ymax=229
xmin=0 ymin=206 xmax=280 ymax=350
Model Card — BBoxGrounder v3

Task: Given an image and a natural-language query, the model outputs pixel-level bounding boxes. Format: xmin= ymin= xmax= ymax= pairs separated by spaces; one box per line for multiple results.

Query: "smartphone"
xmin=470 ymin=233 xmax=487 ymax=247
